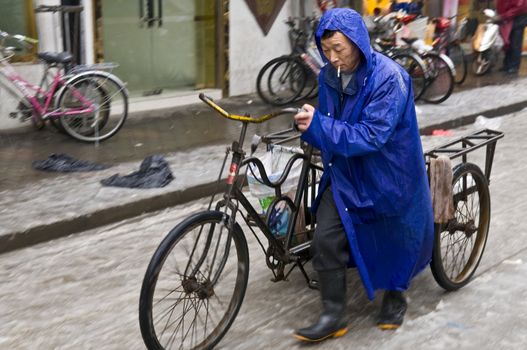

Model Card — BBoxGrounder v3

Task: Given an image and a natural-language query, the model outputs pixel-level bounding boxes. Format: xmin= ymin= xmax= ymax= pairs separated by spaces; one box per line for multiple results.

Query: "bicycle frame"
xmin=0 ymin=58 xmax=96 ymax=121
xmin=200 ymin=94 xmax=321 ymax=283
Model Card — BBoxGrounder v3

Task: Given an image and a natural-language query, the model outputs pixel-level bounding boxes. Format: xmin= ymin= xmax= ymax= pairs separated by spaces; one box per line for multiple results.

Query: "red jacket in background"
xmin=497 ymin=0 xmax=527 ymax=21
xmin=496 ymin=0 xmax=527 ymax=48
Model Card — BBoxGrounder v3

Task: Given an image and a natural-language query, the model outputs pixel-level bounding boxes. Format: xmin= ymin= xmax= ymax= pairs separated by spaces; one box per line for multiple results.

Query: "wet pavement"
xmin=0 ymin=110 xmax=525 ymax=349
xmin=1 ymin=55 xmax=527 ymax=192
xmin=3 ymin=63 xmax=527 ymax=253
xmin=0 ymin=95 xmax=302 ymax=191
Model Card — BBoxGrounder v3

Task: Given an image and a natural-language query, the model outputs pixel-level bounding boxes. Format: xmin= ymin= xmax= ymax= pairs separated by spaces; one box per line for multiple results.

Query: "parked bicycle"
xmin=0 ymin=30 xmax=128 ymax=142
xmin=431 ymin=15 xmax=468 ymax=84
xmin=138 ymin=94 xmax=503 ymax=349
xmin=370 ymin=13 xmax=456 ymax=104
xmin=256 ymin=16 xmax=322 ymax=106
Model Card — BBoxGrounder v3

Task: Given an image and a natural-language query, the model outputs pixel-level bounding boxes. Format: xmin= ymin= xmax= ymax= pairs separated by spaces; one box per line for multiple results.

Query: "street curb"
xmin=1 ymin=100 xmax=523 ymax=254
xmin=0 ymin=181 xmax=222 ymax=254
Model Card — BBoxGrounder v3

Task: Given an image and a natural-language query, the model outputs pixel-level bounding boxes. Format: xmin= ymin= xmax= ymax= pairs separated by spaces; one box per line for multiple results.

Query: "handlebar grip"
xmin=199 ymin=93 xmax=230 ymax=118
xmin=198 ymin=92 xmax=213 ymax=104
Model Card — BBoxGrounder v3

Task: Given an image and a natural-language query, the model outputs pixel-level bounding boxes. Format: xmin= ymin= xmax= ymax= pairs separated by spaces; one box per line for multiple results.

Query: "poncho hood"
xmin=315 ymin=8 xmax=373 ymax=75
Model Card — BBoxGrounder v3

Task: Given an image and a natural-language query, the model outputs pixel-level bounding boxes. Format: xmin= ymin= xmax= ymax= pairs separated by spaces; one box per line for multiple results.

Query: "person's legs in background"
xmin=505 ymin=14 xmax=527 ymax=73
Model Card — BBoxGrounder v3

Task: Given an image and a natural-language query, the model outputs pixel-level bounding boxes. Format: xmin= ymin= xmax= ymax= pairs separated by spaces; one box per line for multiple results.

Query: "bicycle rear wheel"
xmin=256 ymin=56 xmax=307 ymax=106
xmin=57 ymin=71 xmax=128 ymax=142
xmin=139 ymin=210 xmax=250 ymax=350
xmin=392 ymin=52 xmax=427 ymax=101
xmin=431 ymin=162 xmax=491 ymax=291
xmin=447 ymin=43 xmax=467 ymax=85
xmin=421 ymin=52 xmax=455 ymax=104
xmin=300 ymin=69 xmax=319 ymax=101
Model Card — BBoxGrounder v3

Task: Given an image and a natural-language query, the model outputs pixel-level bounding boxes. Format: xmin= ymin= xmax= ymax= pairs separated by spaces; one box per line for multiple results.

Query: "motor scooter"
xmin=472 ymin=9 xmax=503 ymax=75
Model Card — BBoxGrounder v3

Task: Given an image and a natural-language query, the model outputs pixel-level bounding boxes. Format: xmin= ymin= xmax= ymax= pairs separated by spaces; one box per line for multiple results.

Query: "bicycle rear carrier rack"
xmin=425 ymin=128 xmax=504 ymax=182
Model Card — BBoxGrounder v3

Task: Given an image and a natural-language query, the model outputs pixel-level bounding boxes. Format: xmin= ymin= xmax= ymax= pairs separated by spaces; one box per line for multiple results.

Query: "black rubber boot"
xmin=377 ymin=290 xmax=407 ymax=330
xmin=294 ymin=269 xmax=348 ymax=342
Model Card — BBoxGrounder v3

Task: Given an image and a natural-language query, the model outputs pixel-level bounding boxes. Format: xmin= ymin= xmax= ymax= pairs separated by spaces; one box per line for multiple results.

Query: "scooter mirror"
xmin=483 ymin=9 xmax=496 ymax=18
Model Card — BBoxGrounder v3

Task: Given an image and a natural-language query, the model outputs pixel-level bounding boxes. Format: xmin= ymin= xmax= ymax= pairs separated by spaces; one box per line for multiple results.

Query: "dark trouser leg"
xmin=506 ymin=15 xmax=527 ymax=71
xmin=311 ymin=188 xmax=350 ymax=272
xmin=294 ymin=188 xmax=349 ymax=342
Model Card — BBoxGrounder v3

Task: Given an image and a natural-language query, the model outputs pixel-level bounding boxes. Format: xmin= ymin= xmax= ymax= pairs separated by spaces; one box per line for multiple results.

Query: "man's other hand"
xmin=294 ymin=104 xmax=315 ymax=132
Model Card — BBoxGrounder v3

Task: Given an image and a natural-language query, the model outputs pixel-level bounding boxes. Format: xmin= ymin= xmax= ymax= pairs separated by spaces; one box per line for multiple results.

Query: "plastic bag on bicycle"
xmin=247 ymin=144 xmax=303 ymax=213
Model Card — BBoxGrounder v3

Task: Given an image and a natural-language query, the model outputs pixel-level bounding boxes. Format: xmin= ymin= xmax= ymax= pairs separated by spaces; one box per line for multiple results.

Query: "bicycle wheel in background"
xmin=447 ymin=43 xmax=467 ymax=85
xmin=392 ymin=52 xmax=427 ymax=101
xmin=298 ymin=68 xmax=318 ymax=101
xmin=421 ymin=52 xmax=455 ymax=104
xmin=256 ymin=56 xmax=307 ymax=106
xmin=57 ymin=71 xmax=128 ymax=142
xmin=431 ymin=162 xmax=490 ymax=291
xmin=139 ymin=210 xmax=250 ymax=350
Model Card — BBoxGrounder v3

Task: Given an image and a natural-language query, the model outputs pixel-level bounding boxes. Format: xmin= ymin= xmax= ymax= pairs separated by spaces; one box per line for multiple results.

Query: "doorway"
xmin=94 ymin=0 xmax=217 ymax=95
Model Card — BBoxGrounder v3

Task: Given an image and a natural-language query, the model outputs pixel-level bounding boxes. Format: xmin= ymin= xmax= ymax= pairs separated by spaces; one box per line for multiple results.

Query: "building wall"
xmin=228 ymin=0 xmax=297 ymax=96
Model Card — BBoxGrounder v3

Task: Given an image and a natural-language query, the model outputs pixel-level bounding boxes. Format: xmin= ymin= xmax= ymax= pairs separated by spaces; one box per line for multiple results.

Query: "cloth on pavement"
xmin=32 ymin=153 xmax=109 ymax=172
xmin=429 ymin=156 xmax=455 ymax=224
xmin=100 ymin=154 xmax=174 ymax=188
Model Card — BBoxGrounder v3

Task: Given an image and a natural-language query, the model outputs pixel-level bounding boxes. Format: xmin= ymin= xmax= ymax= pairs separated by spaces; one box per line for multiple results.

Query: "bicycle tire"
xmin=256 ymin=56 xmax=307 ymax=106
xmin=431 ymin=162 xmax=491 ymax=291
xmin=301 ymin=69 xmax=319 ymax=101
xmin=447 ymin=43 xmax=467 ymax=85
xmin=391 ymin=52 xmax=427 ymax=101
xmin=139 ymin=210 xmax=250 ymax=350
xmin=421 ymin=52 xmax=455 ymax=104
xmin=472 ymin=51 xmax=492 ymax=76
xmin=56 ymin=71 xmax=128 ymax=142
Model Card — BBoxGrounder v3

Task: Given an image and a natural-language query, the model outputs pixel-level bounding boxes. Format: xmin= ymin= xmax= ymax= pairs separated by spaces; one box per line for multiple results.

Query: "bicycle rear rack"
xmin=425 ymin=128 xmax=504 ymax=182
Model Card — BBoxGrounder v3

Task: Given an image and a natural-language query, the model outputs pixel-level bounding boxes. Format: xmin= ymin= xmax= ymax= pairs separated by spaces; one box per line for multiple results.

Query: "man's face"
xmin=321 ymin=31 xmax=361 ymax=73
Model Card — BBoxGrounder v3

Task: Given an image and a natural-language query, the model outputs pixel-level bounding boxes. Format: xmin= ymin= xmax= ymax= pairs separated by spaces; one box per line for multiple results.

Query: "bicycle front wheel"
xmin=431 ymin=162 xmax=491 ymax=291
xmin=256 ymin=56 xmax=306 ymax=106
xmin=421 ymin=52 xmax=455 ymax=104
xmin=139 ymin=210 xmax=250 ymax=350
xmin=57 ymin=71 xmax=128 ymax=142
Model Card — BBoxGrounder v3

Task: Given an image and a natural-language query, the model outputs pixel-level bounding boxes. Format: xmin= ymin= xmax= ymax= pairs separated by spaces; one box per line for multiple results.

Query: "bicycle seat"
xmin=38 ymin=51 xmax=73 ymax=64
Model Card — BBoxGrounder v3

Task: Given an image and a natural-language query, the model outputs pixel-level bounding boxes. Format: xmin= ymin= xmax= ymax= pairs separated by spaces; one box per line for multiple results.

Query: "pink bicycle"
xmin=0 ymin=30 xmax=128 ymax=142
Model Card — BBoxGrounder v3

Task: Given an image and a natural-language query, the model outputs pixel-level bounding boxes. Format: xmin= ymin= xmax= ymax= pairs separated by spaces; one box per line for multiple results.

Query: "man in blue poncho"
xmin=293 ymin=8 xmax=434 ymax=342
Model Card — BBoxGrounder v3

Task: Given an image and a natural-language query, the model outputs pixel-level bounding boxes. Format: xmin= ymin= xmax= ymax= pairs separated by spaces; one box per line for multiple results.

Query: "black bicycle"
xmin=256 ymin=16 xmax=320 ymax=106
xmin=139 ymin=94 xmax=503 ymax=349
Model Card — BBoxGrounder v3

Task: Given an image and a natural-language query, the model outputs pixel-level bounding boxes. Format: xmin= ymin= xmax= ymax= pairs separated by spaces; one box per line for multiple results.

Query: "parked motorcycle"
xmin=472 ymin=9 xmax=503 ymax=75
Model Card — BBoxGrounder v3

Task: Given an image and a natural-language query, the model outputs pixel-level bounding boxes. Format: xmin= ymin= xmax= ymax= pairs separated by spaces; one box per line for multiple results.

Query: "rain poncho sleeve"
xmin=302 ymin=77 xmax=407 ymax=157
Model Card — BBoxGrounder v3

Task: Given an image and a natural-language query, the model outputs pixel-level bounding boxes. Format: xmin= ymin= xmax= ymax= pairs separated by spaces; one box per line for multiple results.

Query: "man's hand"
xmin=294 ymin=104 xmax=315 ymax=132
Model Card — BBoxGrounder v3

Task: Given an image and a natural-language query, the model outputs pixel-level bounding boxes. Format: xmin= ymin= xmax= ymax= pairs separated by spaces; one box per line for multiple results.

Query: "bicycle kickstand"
xmin=297 ymin=261 xmax=319 ymax=290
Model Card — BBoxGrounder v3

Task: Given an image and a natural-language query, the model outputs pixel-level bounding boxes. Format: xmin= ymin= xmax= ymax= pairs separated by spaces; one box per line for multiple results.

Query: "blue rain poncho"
xmin=301 ymin=8 xmax=434 ymax=300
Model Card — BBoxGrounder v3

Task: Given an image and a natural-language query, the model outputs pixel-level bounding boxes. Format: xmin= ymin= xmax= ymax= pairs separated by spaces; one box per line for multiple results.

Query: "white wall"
xmin=228 ymin=0 xmax=297 ymax=96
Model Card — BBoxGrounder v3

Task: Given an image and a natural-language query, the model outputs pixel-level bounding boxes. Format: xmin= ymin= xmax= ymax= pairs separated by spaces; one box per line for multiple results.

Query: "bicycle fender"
xmin=438 ymin=53 xmax=456 ymax=76
xmin=54 ymin=70 xmax=128 ymax=109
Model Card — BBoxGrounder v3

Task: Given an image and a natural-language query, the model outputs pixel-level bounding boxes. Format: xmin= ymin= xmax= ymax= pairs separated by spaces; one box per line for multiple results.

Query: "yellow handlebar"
xmin=199 ymin=93 xmax=299 ymax=124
